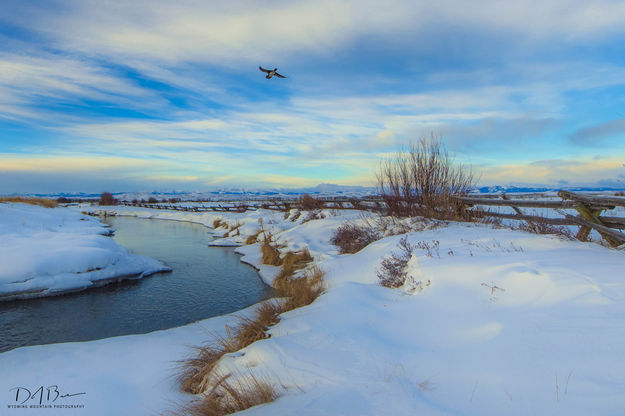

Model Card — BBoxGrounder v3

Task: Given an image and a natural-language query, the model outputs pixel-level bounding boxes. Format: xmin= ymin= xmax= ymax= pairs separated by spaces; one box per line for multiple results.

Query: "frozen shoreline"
xmin=0 ymin=203 xmax=171 ymax=301
xmin=2 ymin=204 xmax=625 ymax=415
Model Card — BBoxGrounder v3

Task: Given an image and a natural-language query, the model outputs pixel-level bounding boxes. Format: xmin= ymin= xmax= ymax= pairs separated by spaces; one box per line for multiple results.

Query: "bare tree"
xmin=377 ymin=136 xmax=475 ymax=218
xmin=98 ymin=192 xmax=117 ymax=206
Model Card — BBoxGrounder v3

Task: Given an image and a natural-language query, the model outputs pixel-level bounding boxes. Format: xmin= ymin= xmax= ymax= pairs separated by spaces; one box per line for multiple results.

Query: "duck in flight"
xmin=259 ymin=66 xmax=286 ymax=79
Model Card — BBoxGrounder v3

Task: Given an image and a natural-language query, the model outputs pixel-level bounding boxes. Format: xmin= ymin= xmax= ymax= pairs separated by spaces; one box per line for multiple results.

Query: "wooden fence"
xmin=121 ymin=196 xmax=385 ymax=213
xmin=118 ymin=191 xmax=625 ymax=247
xmin=455 ymin=190 xmax=625 ymax=247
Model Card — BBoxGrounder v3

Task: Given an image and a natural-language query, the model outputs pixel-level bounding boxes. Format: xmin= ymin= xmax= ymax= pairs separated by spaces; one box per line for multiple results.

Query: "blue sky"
xmin=1 ymin=0 xmax=625 ymax=193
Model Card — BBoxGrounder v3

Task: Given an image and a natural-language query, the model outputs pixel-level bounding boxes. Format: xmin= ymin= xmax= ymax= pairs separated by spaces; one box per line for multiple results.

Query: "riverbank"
xmin=0 ymin=203 xmax=170 ymax=301
xmin=2 ymin=204 xmax=625 ymax=415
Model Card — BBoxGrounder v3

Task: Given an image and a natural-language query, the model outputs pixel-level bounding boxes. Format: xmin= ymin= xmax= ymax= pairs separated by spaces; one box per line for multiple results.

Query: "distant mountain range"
xmin=9 ymin=183 xmax=625 ymax=200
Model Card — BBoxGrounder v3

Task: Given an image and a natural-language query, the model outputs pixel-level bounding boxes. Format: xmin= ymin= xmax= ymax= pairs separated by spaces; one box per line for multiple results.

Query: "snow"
xmin=2 ymin=203 xmax=625 ymax=415
xmin=0 ymin=203 xmax=170 ymax=300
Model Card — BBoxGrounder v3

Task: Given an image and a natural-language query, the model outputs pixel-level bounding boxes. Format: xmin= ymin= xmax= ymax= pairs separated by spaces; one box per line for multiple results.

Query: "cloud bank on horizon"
xmin=1 ymin=0 xmax=625 ymax=193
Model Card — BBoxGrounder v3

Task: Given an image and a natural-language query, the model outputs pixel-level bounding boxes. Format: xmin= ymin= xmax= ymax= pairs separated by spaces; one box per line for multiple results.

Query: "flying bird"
xmin=259 ymin=66 xmax=286 ymax=79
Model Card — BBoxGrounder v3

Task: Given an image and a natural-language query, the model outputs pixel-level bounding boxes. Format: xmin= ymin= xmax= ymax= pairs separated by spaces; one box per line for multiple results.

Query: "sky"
xmin=1 ymin=0 xmax=625 ymax=194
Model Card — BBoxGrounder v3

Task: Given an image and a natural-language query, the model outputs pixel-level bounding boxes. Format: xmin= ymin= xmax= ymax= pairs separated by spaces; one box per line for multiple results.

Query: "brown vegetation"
xmin=179 ymin=373 xmax=280 ymax=416
xmin=377 ymin=136 xmax=475 ymax=219
xmin=213 ymin=219 xmax=225 ymax=229
xmin=179 ymin=242 xmax=325 ymax=401
xmin=276 ymin=266 xmax=325 ymax=312
xmin=0 ymin=196 xmax=58 ymax=208
xmin=260 ymin=235 xmax=282 ymax=266
xmin=274 ymin=249 xmax=313 ymax=281
xmin=298 ymin=194 xmax=324 ymax=210
xmin=98 ymin=192 xmax=118 ymax=206
xmin=330 ymin=222 xmax=381 ymax=254
xmin=179 ymin=301 xmax=282 ymax=395
xmin=377 ymin=236 xmax=415 ymax=288
xmin=245 ymin=230 xmax=262 ymax=245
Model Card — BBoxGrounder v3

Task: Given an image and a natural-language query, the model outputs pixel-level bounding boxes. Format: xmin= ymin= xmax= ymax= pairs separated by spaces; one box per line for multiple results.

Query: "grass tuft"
xmin=213 ymin=219 xmax=225 ymax=229
xmin=178 ymin=301 xmax=282 ymax=395
xmin=180 ymin=373 xmax=280 ymax=416
xmin=0 ymin=196 xmax=58 ymax=208
xmin=275 ymin=249 xmax=313 ymax=282
xmin=260 ymin=235 xmax=282 ymax=266
xmin=245 ymin=230 xmax=261 ymax=245
xmin=178 ymin=328 xmax=239 ymax=394
xmin=277 ymin=266 xmax=325 ymax=312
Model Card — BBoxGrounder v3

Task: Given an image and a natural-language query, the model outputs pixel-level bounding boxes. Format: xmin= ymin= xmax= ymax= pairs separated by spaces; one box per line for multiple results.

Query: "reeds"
xmin=178 ymin=373 xmax=280 ymax=416
xmin=0 ymin=196 xmax=58 ymax=208
xmin=179 ymin=301 xmax=282 ymax=394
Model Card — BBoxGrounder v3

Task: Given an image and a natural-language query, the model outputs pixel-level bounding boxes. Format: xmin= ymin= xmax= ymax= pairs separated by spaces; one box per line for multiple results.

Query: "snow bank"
xmin=2 ymin=205 xmax=625 ymax=415
xmin=0 ymin=203 xmax=170 ymax=300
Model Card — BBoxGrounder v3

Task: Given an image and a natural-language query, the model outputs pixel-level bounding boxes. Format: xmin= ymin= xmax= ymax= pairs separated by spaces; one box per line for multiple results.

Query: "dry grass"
xmin=260 ymin=236 xmax=282 ymax=266
xmin=221 ymin=222 xmax=243 ymax=238
xmin=245 ymin=230 xmax=262 ymax=245
xmin=179 ymin=373 xmax=280 ymax=416
xmin=179 ymin=264 xmax=325 ymax=395
xmin=213 ymin=219 xmax=225 ymax=229
xmin=179 ymin=302 xmax=282 ymax=395
xmin=275 ymin=249 xmax=313 ymax=281
xmin=179 ymin=238 xmax=325 ymax=405
xmin=233 ymin=301 xmax=282 ymax=348
xmin=276 ymin=266 xmax=325 ymax=312
xmin=0 ymin=196 xmax=58 ymax=208
xmin=179 ymin=329 xmax=238 ymax=394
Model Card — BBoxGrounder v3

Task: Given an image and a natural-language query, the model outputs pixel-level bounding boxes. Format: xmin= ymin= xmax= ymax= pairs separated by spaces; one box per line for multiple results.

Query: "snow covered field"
xmin=1 ymin=203 xmax=625 ymax=415
xmin=0 ymin=203 xmax=170 ymax=301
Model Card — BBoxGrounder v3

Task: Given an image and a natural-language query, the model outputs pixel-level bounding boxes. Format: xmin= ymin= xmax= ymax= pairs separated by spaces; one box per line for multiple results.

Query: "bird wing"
xmin=274 ymin=72 xmax=286 ymax=78
xmin=259 ymin=66 xmax=271 ymax=73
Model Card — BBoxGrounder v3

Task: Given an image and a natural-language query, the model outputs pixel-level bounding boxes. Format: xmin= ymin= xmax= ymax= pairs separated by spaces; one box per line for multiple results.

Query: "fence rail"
xmin=120 ymin=196 xmax=385 ymax=213
xmin=115 ymin=191 xmax=625 ymax=247
xmin=454 ymin=190 xmax=625 ymax=247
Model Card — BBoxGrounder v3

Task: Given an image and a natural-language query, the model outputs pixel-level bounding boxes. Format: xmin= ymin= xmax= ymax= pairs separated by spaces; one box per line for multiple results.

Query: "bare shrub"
xmin=98 ymin=192 xmax=117 ymax=206
xmin=330 ymin=222 xmax=381 ymax=254
xmin=298 ymin=194 xmax=324 ymax=210
xmin=180 ymin=373 xmax=280 ymax=416
xmin=377 ymin=136 xmax=475 ymax=219
xmin=0 ymin=196 xmax=58 ymax=208
xmin=377 ymin=237 xmax=416 ymax=288
xmin=213 ymin=219 xmax=225 ymax=229
xmin=147 ymin=197 xmax=158 ymax=204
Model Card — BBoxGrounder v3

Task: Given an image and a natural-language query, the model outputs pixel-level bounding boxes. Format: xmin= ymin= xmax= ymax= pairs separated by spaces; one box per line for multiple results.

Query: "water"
xmin=0 ymin=216 xmax=272 ymax=353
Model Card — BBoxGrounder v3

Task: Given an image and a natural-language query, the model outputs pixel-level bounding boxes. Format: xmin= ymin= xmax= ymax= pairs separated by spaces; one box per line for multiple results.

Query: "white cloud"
xmin=12 ymin=0 xmax=625 ymax=68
